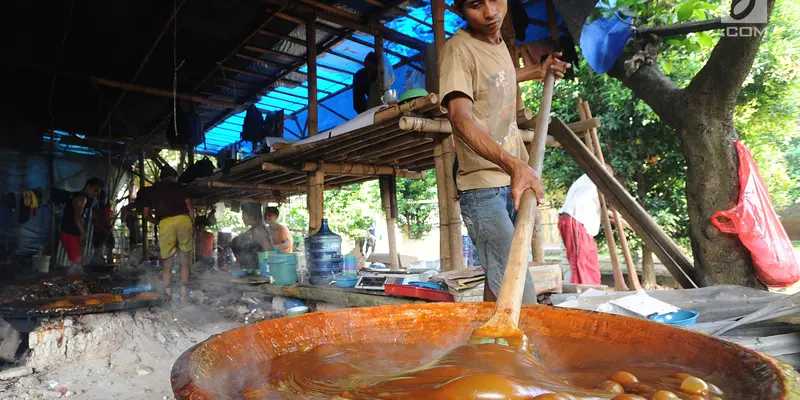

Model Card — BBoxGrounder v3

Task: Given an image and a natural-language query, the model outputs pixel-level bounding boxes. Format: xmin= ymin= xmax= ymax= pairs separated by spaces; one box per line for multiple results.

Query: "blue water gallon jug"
xmin=305 ymin=219 xmax=342 ymax=283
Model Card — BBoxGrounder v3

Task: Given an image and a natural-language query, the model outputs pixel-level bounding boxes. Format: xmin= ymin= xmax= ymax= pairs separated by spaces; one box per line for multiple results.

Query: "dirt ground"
xmin=0 ymin=304 xmax=245 ymax=400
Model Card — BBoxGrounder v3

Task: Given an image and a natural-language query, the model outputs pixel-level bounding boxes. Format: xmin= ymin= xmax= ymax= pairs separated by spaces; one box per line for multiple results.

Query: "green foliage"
xmin=396 ymin=172 xmax=438 ymax=239
xmin=207 ymin=207 xmax=246 ymax=234
xmin=323 ymin=183 xmax=380 ymax=246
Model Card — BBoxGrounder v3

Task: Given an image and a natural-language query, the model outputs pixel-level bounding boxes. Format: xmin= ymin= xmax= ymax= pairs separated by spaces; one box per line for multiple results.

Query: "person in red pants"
xmin=558 ymin=166 xmax=627 ymax=285
xmin=60 ymin=178 xmax=104 ymax=271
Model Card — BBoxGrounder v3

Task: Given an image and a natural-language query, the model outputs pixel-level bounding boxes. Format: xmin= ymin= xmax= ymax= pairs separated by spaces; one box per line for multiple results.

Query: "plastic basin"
xmin=649 ymin=309 xmax=700 ymax=326
xmin=171 ymin=303 xmax=800 ymax=399
xmin=334 ymin=277 xmax=358 ymax=288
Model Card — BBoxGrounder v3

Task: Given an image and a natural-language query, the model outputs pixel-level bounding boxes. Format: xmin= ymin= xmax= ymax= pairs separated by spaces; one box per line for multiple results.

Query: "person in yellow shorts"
xmin=142 ymin=167 xmax=194 ymax=301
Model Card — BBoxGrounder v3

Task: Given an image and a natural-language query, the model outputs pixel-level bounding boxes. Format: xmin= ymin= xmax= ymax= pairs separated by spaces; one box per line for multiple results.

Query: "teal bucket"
xmin=266 ymin=251 xmax=298 ymax=285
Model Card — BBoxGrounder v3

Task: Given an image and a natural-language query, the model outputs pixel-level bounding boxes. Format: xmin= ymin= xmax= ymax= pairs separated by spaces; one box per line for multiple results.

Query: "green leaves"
xmin=696 ymin=32 xmax=713 ymax=48
xmin=676 ymin=0 xmax=697 ymax=22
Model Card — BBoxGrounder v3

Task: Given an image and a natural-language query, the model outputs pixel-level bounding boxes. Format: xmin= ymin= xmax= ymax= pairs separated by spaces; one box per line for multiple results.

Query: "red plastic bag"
xmin=711 ymin=141 xmax=800 ymax=287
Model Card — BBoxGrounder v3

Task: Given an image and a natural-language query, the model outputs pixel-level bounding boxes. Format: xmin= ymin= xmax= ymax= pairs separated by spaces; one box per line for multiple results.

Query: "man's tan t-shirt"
xmin=439 ymin=29 xmax=528 ymax=191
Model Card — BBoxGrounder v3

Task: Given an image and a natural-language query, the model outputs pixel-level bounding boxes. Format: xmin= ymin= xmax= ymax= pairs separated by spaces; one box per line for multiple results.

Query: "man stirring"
xmin=441 ymin=0 xmax=570 ymax=302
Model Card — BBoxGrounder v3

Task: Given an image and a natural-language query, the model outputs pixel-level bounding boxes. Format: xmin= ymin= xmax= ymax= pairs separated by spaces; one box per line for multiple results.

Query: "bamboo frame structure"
xmin=576 ymin=100 xmax=627 ymax=291
xmin=581 ymin=100 xmax=643 ymax=291
xmin=550 ymin=118 xmax=697 ymax=289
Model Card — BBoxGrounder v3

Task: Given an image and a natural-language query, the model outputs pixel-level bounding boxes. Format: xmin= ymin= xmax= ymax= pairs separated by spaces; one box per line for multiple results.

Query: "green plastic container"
xmin=266 ymin=251 xmax=298 ymax=285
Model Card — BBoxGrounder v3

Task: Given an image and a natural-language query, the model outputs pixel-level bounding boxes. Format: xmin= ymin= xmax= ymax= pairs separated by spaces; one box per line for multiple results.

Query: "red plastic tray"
xmin=383 ymin=284 xmax=454 ymax=302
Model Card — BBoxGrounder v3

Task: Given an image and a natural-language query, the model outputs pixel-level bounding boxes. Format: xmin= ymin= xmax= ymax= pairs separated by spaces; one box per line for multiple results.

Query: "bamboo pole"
xmin=398 ymin=116 xmax=566 ymax=145
xmin=374 ymin=93 xmax=439 ymax=124
xmin=306 ymin=169 xmax=325 ymax=235
xmin=138 ymin=148 xmax=148 ymax=259
xmin=549 ymin=118 xmax=697 ymax=288
xmin=299 ymin=162 xmax=424 ymax=178
xmin=307 ymin=15 xmax=319 ymax=136
xmin=380 ymin=176 xmax=400 ymax=270
xmin=442 ymin=137 xmax=463 ymax=270
xmin=203 ymin=181 xmax=341 ymax=191
xmin=582 ymin=101 xmax=642 ymax=290
xmin=433 ymin=142 xmax=453 ymax=271
xmin=576 ymin=100 xmax=628 ymax=291
xmin=91 ymin=77 xmax=248 ymax=110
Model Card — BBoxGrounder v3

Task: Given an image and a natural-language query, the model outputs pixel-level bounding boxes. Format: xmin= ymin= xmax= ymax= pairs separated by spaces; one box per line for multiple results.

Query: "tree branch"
xmin=686 ymin=0 xmax=775 ymax=106
xmin=607 ymin=56 xmax=684 ymax=127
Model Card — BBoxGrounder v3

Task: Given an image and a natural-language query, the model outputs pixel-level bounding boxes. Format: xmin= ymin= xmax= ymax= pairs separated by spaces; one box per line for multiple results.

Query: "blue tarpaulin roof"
xmin=198 ymin=0 xmax=580 ymax=157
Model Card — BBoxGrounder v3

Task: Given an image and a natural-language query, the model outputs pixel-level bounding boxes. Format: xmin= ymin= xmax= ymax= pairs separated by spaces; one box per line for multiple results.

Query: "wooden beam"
xmin=202 ymin=181 xmax=339 ymax=191
xmin=264 ymin=0 xmax=425 ymax=50
xmin=91 ymin=77 xmax=249 ymax=110
xmin=243 ymin=44 xmax=302 ymax=61
xmin=307 ymin=16 xmax=319 ymax=136
xmin=259 ymin=29 xmax=306 ymax=46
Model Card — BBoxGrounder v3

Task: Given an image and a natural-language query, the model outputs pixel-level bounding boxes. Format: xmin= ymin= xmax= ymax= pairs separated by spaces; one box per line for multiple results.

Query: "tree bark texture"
xmin=558 ymin=0 xmax=775 ymax=287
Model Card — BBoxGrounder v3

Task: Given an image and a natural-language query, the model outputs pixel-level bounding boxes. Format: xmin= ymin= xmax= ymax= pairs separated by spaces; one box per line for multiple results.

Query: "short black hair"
xmin=364 ymin=52 xmax=377 ymax=67
xmin=85 ymin=177 xmax=104 ymax=188
xmin=265 ymin=206 xmax=279 ymax=217
xmin=160 ymin=166 xmax=178 ymax=181
xmin=241 ymin=202 xmax=263 ymax=220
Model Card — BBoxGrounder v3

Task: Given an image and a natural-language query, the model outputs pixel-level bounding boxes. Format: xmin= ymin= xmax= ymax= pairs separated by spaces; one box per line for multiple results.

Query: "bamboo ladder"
xmin=576 ymin=99 xmax=643 ymax=291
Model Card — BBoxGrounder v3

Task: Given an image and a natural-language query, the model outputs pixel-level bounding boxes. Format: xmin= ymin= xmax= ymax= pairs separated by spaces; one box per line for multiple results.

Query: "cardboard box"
xmin=528 ymin=263 xmax=563 ymax=294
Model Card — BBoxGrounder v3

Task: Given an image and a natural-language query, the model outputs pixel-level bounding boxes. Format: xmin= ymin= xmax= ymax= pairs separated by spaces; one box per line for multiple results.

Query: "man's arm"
xmin=73 ymin=197 xmax=87 ymax=240
xmin=446 ymin=95 xmax=544 ymax=209
xmin=142 ymin=207 xmax=158 ymax=225
xmin=272 ymin=225 xmax=293 ymax=252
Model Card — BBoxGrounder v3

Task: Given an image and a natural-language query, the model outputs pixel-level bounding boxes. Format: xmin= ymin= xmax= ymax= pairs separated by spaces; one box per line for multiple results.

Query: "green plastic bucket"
xmin=266 ymin=251 xmax=298 ymax=285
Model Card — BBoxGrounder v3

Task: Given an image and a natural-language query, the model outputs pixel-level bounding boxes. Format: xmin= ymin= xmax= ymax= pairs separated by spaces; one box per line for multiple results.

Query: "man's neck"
xmin=467 ymin=27 xmax=502 ymax=45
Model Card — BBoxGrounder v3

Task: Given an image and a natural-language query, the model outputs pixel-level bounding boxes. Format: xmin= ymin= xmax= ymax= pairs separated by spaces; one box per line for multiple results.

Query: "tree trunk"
xmin=676 ymin=98 xmax=763 ymax=287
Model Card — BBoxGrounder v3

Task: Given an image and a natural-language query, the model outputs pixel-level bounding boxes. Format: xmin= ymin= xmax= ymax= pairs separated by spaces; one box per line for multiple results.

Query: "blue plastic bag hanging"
xmin=580 ymin=13 xmax=634 ymax=74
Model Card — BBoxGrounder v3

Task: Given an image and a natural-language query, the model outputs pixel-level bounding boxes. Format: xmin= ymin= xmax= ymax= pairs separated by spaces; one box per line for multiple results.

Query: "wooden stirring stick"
xmin=469 ymin=62 xmax=556 ymax=351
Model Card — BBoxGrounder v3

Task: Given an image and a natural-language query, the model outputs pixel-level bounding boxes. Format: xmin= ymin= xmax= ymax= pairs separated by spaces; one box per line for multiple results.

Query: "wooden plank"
xmin=724 ymin=333 xmax=800 ymax=357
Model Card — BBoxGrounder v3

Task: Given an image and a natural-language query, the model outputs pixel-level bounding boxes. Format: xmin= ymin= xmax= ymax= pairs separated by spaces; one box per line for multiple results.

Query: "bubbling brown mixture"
xmin=242 ymin=342 xmax=727 ymax=400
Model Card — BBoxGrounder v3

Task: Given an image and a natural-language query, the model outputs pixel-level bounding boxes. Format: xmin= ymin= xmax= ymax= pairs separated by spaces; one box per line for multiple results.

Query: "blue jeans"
xmin=459 ymin=186 xmax=537 ymax=304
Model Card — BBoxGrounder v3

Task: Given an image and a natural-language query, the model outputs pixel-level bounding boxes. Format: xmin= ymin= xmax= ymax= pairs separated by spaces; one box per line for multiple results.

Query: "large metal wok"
xmin=171 ymin=303 xmax=800 ymax=399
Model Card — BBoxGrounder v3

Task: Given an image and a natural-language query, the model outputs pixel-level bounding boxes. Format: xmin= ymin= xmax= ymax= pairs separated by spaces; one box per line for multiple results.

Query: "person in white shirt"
xmin=558 ymin=165 xmax=626 ymax=284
